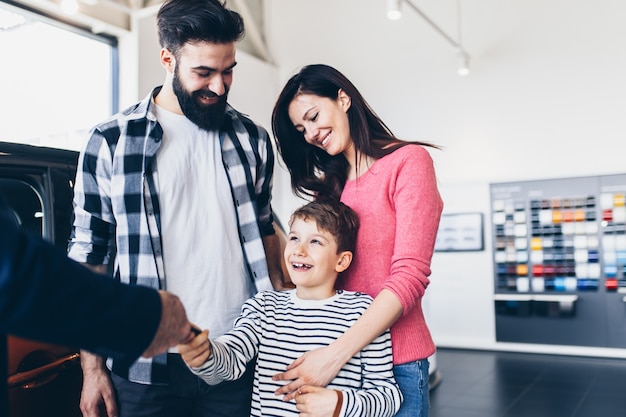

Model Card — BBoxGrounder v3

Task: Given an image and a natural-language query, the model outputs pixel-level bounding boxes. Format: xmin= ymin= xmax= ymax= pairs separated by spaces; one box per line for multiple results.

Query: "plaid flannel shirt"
xmin=68 ymin=87 xmax=275 ymax=384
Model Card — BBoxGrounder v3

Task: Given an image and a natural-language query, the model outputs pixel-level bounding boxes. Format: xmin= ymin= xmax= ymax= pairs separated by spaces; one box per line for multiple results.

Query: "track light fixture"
xmin=458 ymin=51 xmax=470 ymax=76
xmin=387 ymin=0 xmax=402 ymax=20
xmin=389 ymin=0 xmax=472 ymax=76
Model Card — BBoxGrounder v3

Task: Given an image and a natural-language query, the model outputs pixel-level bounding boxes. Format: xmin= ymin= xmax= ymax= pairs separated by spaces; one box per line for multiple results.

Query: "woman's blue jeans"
xmin=393 ymin=359 xmax=430 ymax=417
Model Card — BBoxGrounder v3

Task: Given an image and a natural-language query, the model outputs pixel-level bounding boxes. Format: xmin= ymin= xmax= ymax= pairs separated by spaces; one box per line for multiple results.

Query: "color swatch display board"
xmin=490 ymin=174 xmax=626 ymax=348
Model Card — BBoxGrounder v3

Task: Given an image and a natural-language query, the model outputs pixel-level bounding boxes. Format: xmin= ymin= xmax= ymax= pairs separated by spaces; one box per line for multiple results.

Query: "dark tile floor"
xmin=430 ymin=348 xmax=626 ymax=417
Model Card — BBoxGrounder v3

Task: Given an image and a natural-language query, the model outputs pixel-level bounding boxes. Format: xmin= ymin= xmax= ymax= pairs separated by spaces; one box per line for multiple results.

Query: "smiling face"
xmin=285 ymin=216 xmax=352 ymax=300
xmin=163 ymin=41 xmax=236 ymax=131
xmin=287 ymin=91 xmax=355 ymax=160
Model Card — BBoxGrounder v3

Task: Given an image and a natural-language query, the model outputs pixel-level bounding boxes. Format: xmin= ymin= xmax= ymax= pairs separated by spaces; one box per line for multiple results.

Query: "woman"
xmin=271 ymin=64 xmax=443 ymax=417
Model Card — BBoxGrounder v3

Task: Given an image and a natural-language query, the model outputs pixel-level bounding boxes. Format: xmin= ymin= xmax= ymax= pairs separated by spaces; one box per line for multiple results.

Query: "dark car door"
xmin=0 ymin=142 xmax=82 ymax=417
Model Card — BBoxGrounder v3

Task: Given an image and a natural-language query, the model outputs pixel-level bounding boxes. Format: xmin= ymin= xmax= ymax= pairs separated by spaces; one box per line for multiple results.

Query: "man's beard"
xmin=172 ymin=67 xmax=228 ymax=132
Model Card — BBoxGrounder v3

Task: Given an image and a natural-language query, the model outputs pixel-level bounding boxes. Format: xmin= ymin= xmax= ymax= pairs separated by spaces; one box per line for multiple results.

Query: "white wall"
xmin=265 ymin=0 xmax=626 ymax=357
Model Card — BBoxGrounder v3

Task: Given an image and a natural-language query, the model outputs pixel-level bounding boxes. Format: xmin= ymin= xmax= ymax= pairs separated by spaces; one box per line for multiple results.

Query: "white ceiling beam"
xmin=9 ymin=0 xmax=131 ymax=34
xmin=231 ymin=0 xmax=273 ymax=64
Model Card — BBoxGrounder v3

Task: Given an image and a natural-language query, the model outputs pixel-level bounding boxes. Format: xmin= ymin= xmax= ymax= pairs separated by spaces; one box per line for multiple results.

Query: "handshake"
xmin=142 ymin=291 xmax=199 ymax=358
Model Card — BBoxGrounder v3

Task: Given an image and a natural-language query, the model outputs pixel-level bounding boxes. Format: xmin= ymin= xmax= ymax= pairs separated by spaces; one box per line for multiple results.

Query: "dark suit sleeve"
xmin=0 ymin=204 xmax=161 ymax=363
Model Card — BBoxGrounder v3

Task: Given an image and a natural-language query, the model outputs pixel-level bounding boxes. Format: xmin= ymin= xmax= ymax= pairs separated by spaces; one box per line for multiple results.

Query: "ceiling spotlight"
xmin=387 ymin=0 xmax=402 ymax=20
xmin=458 ymin=52 xmax=470 ymax=76
xmin=60 ymin=0 xmax=80 ymax=14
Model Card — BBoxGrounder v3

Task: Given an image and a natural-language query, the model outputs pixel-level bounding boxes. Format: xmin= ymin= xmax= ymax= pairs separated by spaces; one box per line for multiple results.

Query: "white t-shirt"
xmin=154 ymin=104 xmax=255 ymax=344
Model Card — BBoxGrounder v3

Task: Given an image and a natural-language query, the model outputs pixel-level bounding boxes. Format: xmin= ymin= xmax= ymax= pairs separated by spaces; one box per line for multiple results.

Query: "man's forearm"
xmin=80 ymin=350 xmax=106 ymax=375
xmin=262 ymin=233 xmax=286 ymax=290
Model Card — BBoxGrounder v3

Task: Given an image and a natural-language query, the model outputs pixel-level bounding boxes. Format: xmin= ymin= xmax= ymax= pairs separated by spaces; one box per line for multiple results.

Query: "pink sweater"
xmin=339 ymin=145 xmax=443 ymax=364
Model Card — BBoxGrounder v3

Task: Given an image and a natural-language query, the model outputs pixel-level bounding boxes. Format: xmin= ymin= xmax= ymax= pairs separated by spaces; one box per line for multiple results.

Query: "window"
xmin=0 ymin=2 xmax=118 ymax=151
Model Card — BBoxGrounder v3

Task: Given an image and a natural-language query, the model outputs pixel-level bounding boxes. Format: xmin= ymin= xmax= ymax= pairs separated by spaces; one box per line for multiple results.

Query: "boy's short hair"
xmin=289 ymin=200 xmax=360 ymax=254
xmin=156 ymin=0 xmax=245 ymax=55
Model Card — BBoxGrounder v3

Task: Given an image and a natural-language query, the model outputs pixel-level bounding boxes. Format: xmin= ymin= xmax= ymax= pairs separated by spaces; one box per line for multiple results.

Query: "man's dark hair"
xmin=157 ymin=0 xmax=244 ymax=56
xmin=289 ymin=200 xmax=360 ymax=254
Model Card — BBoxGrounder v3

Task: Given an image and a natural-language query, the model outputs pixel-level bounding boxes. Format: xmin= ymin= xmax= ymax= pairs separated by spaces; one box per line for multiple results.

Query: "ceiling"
xmin=3 ymin=0 xmax=269 ymax=61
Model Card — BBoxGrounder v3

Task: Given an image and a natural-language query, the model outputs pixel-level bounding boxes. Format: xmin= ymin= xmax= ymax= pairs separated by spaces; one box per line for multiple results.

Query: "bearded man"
xmin=68 ymin=1 xmax=284 ymax=416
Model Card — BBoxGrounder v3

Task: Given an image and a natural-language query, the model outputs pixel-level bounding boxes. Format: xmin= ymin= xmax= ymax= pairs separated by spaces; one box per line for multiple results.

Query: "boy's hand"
xmin=293 ymin=385 xmax=341 ymax=417
xmin=177 ymin=328 xmax=211 ymax=367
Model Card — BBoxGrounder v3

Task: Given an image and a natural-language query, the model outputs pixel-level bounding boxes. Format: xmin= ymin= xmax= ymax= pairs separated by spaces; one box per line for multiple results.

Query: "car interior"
xmin=0 ymin=179 xmax=43 ymax=236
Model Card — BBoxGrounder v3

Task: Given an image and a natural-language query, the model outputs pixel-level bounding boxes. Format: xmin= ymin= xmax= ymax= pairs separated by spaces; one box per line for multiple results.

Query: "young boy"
xmin=178 ymin=200 xmax=402 ymax=417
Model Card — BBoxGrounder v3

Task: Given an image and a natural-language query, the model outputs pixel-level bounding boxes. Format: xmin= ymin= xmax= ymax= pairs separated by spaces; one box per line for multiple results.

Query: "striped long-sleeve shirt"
xmin=190 ymin=290 xmax=402 ymax=417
